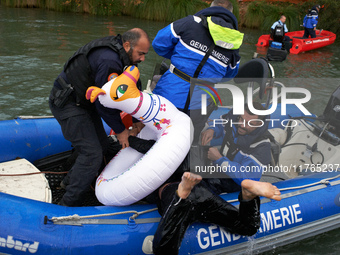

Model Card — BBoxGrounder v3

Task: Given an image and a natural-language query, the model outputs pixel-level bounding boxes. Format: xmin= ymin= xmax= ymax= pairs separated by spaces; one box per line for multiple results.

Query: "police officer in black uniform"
xmin=49 ymin=28 xmax=150 ymax=206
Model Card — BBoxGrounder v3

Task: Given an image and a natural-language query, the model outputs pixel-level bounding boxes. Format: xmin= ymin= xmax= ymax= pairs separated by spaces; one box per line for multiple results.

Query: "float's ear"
xmin=109 ymin=65 xmax=141 ymax=101
xmin=86 ymin=86 xmax=106 ymax=103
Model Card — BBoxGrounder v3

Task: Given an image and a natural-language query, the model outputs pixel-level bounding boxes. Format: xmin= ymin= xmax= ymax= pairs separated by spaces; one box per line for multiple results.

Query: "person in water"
xmin=152 ymin=172 xmax=281 ymax=255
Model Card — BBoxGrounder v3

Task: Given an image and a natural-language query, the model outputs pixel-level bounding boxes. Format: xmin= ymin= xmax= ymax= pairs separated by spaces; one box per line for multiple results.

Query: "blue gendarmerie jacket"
xmin=303 ymin=8 xmax=319 ymax=29
xmin=207 ymin=110 xmax=272 ymax=185
xmin=152 ymin=6 xmax=242 ymax=110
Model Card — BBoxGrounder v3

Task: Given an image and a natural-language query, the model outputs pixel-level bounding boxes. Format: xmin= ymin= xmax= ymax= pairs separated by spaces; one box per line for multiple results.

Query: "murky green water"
xmin=1 ymin=5 xmax=340 ymax=120
xmin=0 ymin=4 xmax=340 ymax=254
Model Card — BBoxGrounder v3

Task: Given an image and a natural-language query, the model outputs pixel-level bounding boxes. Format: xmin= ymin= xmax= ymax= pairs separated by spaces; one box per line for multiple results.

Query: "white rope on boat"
xmin=17 ymin=115 xmax=54 ymax=119
xmin=225 ymin=173 xmax=340 ymax=204
xmin=50 ymin=174 xmax=340 ymax=223
xmin=278 ymin=174 xmax=340 ymax=191
xmin=50 ymin=208 xmax=158 ymax=223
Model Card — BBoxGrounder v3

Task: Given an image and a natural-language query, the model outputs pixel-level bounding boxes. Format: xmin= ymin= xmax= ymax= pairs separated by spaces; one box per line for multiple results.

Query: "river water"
xmin=0 ymin=4 xmax=339 ymax=254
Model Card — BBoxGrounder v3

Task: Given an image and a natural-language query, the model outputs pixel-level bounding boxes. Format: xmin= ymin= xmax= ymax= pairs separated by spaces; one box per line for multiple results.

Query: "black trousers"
xmin=303 ymin=28 xmax=316 ymax=38
xmin=153 ymin=181 xmax=261 ymax=255
xmin=49 ymin=94 xmax=109 ymax=206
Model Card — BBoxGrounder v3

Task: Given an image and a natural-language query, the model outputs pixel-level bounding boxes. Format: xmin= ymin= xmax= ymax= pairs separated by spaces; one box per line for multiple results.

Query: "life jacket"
xmin=63 ymin=34 xmax=130 ymax=108
xmin=220 ymin=114 xmax=280 ymax=165
xmin=182 ymin=15 xmax=244 ymax=112
xmin=272 ymin=24 xmax=285 ymax=43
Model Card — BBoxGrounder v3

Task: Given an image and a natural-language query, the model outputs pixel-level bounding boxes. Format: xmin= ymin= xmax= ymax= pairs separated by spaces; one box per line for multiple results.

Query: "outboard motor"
xmin=323 ymin=86 xmax=340 ymax=129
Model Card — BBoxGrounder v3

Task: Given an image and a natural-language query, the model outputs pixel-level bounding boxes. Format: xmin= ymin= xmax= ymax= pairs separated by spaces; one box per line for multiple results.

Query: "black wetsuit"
xmin=153 ymin=181 xmax=260 ymax=255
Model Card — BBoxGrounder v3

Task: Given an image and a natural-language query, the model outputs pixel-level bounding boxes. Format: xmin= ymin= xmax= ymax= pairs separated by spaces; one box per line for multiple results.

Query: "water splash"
xmin=245 ymin=235 xmax=256 ymax=255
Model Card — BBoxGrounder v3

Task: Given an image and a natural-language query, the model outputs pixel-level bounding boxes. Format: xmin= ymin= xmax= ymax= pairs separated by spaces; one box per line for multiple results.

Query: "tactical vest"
xmin=63 ymin=35 xmax=130 ymax=108
xmin=272 ymin=24 xmax=284 ymax=43
xmin=220 ymin=115 xmax=280 ymax=165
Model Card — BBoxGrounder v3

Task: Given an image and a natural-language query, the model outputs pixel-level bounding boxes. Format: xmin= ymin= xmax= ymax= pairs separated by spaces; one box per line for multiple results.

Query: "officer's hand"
xmin=116 ymin=129 xmax=129 ymax=149
xmin=201 ymin=129 xmax=214 ymax=146
xmin=207 ymin=147 xmax=222 ymax=161
xmin=132 ymin=122 xmax=145 ymax=135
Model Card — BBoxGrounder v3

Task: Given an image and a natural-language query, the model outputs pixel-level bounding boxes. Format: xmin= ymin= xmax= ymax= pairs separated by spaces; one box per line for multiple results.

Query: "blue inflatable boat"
xmin=1 ymin=100 xmax=340 ymax=255
xmin=1 ymin=58 xmax=340 ymax=254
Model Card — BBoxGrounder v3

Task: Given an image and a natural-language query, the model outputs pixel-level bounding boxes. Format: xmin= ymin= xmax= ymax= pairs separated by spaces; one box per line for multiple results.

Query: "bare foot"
xmin=177 ymin=172 xmax=202 ymax=199
xmin=241 ymin=179 xmax=281 ymax=201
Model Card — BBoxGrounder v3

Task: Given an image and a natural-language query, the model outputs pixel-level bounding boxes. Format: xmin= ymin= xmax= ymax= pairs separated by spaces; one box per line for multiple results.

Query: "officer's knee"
xmin=78 ymin=149 xmax=103 ymax=169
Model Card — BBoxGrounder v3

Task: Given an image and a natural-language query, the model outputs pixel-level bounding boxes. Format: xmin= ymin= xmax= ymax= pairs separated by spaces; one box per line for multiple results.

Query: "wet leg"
xmin=241 ymin=179 xmax=281 ymax=201
xmin=195 ymin=180 xmax=281 ymax=236
xmin=153 ymin=173 xmax=202 ymax=255
xmin=177 ymin=172 xmax=202 ymax=199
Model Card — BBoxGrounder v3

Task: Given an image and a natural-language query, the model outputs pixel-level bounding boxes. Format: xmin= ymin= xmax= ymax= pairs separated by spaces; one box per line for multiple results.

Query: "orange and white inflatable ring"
xmin=86 ymin=66 xmax=193 ymax=206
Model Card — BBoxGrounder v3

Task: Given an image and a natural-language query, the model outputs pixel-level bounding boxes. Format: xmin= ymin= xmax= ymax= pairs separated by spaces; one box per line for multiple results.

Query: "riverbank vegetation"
xmin=122 ymin=0 xmax=208 ymax=22
xmin=242 ymin=0 xmax=339 ymax=34
xmin=1 ymin=0 xmax=124 ymax=15
xmin=1 ymin=0 xmax=339 ymax=34
xmin=121 ymin=0 xmax=239 ymax=22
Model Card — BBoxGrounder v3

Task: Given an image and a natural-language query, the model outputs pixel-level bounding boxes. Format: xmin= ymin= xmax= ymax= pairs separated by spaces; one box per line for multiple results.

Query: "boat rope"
xmin=48 ymin=174 xmax=340 ymax=226
xmin=279 ymin=174 xmax=340 ymax=191
xmin=17 ymin=115 xmax=54 ymax=119
xmin=225 ymin=173 xmax=340 ymax=204
xmin=48 ymin=207 xmax=159 ymax=224
xmin=0 ymin=171 xmax=68 ymax=177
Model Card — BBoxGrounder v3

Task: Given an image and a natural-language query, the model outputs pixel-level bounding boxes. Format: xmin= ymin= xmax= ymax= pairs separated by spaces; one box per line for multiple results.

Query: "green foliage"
xmin=90 ymin=0 xmax=123 ymax=16
xmin=313 ymin=0 xmax=339 ymax=34
xmin=122 ymin=0 xmax=209 ymax=22
xmin=1 ymin=0 xmax=239 ymax=24
xmin=244 ymin=1 xmax=300 ymax=32
xmin=2 ymin=0 xmax=44 ymax=8
xmin=292 ymin=0 xmax=339 ymax=34
xmin=2 ymin=0 xmax=123 ymax=15
xmin=244 ymin=0 xmax=339 ymax=35
xmin=228 ymin=0 xmax=239 ymax=21
xmin=2 ymin=0 xmax=337 ymax=35
xmin=244 ymin=1 xmax=270 ymax=29
xmin=48 ymin=0 xmax=123 ymax=15
xmin=123 ymin=0 xmax=240 ymax=23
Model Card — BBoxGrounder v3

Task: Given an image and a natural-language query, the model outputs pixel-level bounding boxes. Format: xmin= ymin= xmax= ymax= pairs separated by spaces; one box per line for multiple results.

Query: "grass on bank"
xmin=2 ymin=0 xmax=339 ymax=34
xmin=122 ymin=0 xmax=208 ymax=22
xmin=243 ymin=1 xmax=300 ymax=31
xmin=243 ymin=0 xmax=339 ymax=35
xmin=2 ymin=0 xmax=124 ymax=15
xmin=122 ymin=0 xmax=240 ymax=23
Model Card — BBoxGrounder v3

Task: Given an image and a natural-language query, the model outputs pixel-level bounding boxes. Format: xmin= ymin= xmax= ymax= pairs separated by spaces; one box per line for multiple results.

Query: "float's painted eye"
xmin=114 ymin=84 xmax=128 ymax=100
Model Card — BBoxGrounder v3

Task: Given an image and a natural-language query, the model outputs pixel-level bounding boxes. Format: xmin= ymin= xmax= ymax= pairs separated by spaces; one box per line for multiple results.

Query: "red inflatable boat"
xmin=256 ymin=30 xmax=336 ymax=54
